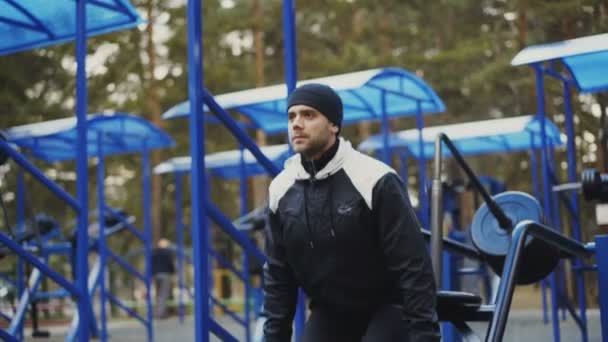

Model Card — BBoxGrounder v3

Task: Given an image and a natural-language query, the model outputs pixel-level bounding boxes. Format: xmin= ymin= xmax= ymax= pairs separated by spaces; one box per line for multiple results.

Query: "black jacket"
xmin=263 ymin=138 xmax=440 ymax=342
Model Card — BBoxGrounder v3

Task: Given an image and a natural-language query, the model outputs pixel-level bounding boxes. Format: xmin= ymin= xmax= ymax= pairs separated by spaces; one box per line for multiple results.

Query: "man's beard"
xmin=300 ymin=136 xmax=329 ymax=161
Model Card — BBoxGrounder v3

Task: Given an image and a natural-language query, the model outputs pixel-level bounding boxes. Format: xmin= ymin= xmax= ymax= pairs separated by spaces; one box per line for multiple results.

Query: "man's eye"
xmin=304 ymin=113 xmax=312 ymax=118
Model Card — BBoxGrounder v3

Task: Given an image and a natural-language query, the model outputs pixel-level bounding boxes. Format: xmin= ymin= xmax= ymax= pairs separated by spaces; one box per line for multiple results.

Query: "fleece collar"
xmin=284 ymin=137 xmax=352 ymax=181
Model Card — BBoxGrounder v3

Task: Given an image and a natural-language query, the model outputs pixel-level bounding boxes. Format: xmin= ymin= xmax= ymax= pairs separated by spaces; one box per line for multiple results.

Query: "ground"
xmin=24 ymin=309 xmax=602 ymax=341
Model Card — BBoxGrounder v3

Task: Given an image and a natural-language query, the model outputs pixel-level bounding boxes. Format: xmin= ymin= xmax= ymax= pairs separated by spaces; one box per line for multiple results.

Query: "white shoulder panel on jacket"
xmin=268 ymin=168 xmax=297 ymax=213
xmin=342 ymin=150 xmax=395 ymax=210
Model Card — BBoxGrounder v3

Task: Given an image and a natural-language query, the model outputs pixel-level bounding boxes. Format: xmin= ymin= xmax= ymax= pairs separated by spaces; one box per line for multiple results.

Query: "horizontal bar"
xmin=0 ymin=232 xmax=79 ymax=297
xmin=209 ymin=317 xmax=240 ymax=342
xmin=573 ymin=265 xmax=598 ymax=272
xmin=552 ymin=182 xmax=581 ymax=192
xmin=34 ymin=289 xmax=70 ymax=300
xmin=106 ymin=292 xmax=148 ymax=326
xmin=209 ymin=248 xmax=246 ymax=282
xmin=210 ymin=296 xmax=246 ymax=326
xmin=420 ymin=229 xmax=482 ymax=261
xmin=41 ymin=242 xmax=72 ymax=255
xmin=106 ymin=250 xmax=146 ymax=283
xmin=0 ymin=140 xmax=80 ymax=211
xmin=457 ymin=267 xmax=485 ymax=275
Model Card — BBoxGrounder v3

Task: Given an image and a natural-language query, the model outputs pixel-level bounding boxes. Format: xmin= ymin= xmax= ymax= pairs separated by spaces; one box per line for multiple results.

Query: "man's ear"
xmin=330 ymin=124 xmax=339 ymax=134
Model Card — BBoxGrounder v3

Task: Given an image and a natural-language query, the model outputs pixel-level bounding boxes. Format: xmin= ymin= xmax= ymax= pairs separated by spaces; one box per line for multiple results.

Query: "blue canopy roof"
xmin=154 ymin=144 xmax=289 ymax=179
xmin=0 ymin=0 xmax=143 ymax=56
xmin=511 ymin=33 xmax=608 ymax=93
xmin=4 ymin=113 xmax=174 ymax=162
xmin=163 ymin=67 xmax=446 ymax=134
xmin=358 ymin=115 xmax=564 ymax=159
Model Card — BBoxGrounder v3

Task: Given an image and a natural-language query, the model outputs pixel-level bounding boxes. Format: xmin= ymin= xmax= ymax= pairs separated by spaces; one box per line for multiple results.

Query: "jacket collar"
xmin=284 ymin=137 xmax=352 ymax=181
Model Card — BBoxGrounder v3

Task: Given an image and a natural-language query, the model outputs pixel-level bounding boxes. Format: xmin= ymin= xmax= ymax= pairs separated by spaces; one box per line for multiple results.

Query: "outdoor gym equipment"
xmin=431 ymin=133 xmax=560 ymax=286
xmin=429 ymin=132 xmax=602 ymax=342
xmin=553 ymin=168 xmax=608 ymax=203
xmin=470 ymin=191 xmax=560 ymax=285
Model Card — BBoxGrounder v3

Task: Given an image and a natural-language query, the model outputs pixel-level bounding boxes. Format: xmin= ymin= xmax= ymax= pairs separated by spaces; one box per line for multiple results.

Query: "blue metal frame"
xmin=487 ymin=220 xmax=596 ymax=342
xmin=75 ymin=2 xmax=92 ymax=340
xmin=183 ymin=0 xmax=304 ymax=340
xmin=596 ymin=235 xmax=608 ymax=340
xmin=16 ymin=170 xmax=25 ymax=340
xmin=142 ymin=143 xmax=155 ymax=341
xmin=186 ymin=1 xmax=211 ymax=341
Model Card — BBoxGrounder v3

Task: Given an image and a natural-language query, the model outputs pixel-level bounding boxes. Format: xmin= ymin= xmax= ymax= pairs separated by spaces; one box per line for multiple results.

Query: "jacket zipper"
xmin=304 ymin=160 xmax=317 ymax=248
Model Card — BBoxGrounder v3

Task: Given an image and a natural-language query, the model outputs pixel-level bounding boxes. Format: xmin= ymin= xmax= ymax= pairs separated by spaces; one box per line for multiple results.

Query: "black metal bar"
xmin=420 ymin=229 xmax=482 ymax=261
xmin=486 ymin=220 xmax=593 ymax=342
xmin=437 ymin=134 xmax=512 ymax=230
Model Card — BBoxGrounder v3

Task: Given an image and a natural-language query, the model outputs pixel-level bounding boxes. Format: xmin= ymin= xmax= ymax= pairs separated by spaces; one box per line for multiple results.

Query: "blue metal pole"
xmin=187 ymin=0 xmax=210 ymax=340
xmin=530 ymin=139 xmax=549 ymax=324
xmin=238 ymin=144 xmax=251 ymax=341
xmin=548 ymin=146 xmax=563 ymax=233
xmin=381 ymin=90 xmax=391 ymax=165
xmin=142 ymin=145 xmax=154 ymax=341
xmin=96 ymin=133 xmax=108 ymax=341
xmin=533 ymin=64 xmax=560 ymax=342
xmin=75 ymin=0 xmax=91 ymax=340
xmin=282 ymin=0 xmax=297 ymax=94
xmin=416 ymin=102 xmax=428 ymax=228
xmin=244 ymin=253 xmax=252 ymax=342
xmin=239 ymin=145 xmax=247 ymax=217
xmin=563 ymin=80 xmax=588 ymax=342
xmin=282 ymin=1 xmax=305 ymax=339
xmin=175 ymin=172 xmax=185 ymax=324
xmin=596 ymin=235 xmax=608 ymax=341
xmin=441 ymin=250 xmax=461 ymax=342
xmin=16 ymin=170 xmax=25 ymax=340
xmin=548 ymin=145 xmax=568 ymax=322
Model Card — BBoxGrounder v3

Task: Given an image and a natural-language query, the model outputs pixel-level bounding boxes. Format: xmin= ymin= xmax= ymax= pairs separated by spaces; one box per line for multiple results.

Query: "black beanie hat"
xmin=287 ymin=83 xmax=343 ymax=130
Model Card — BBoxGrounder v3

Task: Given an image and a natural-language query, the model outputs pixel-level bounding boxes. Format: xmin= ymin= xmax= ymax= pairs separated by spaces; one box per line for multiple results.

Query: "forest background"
xmin=1 ymin=0 xmax=608 ymax=277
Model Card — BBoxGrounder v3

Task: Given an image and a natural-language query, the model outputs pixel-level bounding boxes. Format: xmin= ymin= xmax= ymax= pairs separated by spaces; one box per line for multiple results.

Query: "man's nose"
xmin=291 ymin=115 xmax=303 ymax=129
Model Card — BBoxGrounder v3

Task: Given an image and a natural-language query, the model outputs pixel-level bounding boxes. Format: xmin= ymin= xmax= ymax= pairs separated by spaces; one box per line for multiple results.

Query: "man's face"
xmin=288 ymin=104 xmax=338 ymax=160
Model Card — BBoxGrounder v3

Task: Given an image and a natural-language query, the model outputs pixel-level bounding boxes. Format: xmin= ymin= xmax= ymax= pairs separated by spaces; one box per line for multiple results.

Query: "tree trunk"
xmin=145 ymin=0 xmax=164 ymax=242
xmin=251 ymin=0 xmax=269 ymax=211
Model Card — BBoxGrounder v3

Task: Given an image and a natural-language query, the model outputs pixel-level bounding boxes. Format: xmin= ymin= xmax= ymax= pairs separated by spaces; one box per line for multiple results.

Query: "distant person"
xmin=263 ymin=84 xmax=440 ymax=341
xmin=152 ymin=238 xmax=175 ymax=319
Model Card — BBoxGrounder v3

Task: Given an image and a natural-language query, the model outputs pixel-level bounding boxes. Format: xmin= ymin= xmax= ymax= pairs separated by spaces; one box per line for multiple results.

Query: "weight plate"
xmin=470 ymin=191 xmax=542 ymax=256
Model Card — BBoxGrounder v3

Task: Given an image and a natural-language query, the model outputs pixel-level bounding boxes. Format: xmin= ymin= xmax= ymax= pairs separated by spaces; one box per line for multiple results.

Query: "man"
xmin=263 ymin=83 xmax=440 ymax=341
xmin=151 ymin=238 xmax=175 ymax=319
